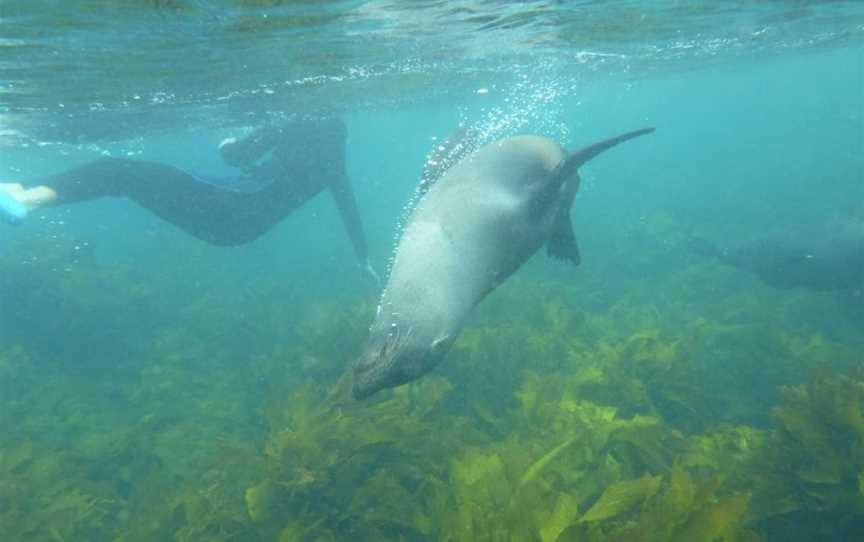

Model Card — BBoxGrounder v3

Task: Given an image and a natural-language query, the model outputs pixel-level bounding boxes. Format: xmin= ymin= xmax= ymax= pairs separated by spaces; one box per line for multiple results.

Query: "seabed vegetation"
xmin=1 ymin=217 xmax=862 ymax=541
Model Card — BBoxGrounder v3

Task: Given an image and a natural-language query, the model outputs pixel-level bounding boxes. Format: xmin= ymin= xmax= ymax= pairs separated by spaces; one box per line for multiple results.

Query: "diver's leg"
xmin=2 ymin=157 xmax=131 ymax=208
xmin=1 ymin=157 xmax=207 ymax=227
xmin=1 ymin=157 xmax=283 ymax=247
xmin=0 ymin=158 xmax=134 ymax=224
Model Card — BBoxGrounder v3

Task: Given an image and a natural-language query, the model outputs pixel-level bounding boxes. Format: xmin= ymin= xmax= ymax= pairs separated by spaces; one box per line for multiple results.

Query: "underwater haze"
xmin=1 ymin=1 xmax=863 ymax=541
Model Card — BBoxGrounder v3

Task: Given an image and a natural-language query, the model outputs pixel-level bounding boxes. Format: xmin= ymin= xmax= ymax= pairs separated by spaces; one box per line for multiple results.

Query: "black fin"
xmin=557 ymin=127 xmax=655 ymax=181
xmin=547 ymin=211 xmax=581 ymax=266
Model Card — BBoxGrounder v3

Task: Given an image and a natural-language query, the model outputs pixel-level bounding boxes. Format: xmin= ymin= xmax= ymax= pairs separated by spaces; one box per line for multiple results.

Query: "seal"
xmin=352 ymin=127 xmax=655 ymax=399
xmin=690 ymin=217 xmax=864 ymax=292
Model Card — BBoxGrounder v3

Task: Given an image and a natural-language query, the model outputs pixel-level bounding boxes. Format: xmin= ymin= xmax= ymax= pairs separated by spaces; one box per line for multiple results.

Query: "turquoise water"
xmin=1 ymin=2 xmax=864 ymax=541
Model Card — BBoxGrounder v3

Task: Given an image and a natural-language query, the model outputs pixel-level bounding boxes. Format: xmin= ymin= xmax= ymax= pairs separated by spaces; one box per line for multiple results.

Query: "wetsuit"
xmin=30 ymin=118 xmax=370 ymax=260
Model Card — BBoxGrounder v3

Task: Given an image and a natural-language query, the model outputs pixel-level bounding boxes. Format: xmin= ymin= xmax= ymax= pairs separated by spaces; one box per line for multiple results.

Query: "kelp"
xmin=439 ymin=385 xmax=695 ymax=542
xmin=450 ymin=322 xmax=707 ymax=447
xmin=445 ymin=342 xmax=756 ymax=540
xmin=2 ymin=216 xmax=863 ymax=542
xmin=579 ymin=473 xmax=663 ymax=523
xmin=444 ymin=435 xmax=759 ymax=542
xmin=674 ymin=369 xmax=864 ymax=539
xmin=555 ymin=464 xmax=758 ymax=542
xmin=755 ymin=369 xmax=864 ymax=534
xmin=0 ymin=255 xmax=268 ymax=541
xmin=245 ymin=375 xmax=478 ymax=541
xmin=246 ymin=353 xmax=702 ymax=541
xmin=0 ymin=437 xmax=121 ymax=541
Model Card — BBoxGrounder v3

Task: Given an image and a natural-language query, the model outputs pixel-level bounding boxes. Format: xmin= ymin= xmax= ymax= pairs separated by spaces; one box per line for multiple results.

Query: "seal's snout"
xmin=351 ymin=347 xmax=393 ymax=400
xmin=351 ymin=344 xmax=418 ymax=401
xmin=351 ymin=359 xmax=379 ymax=400
xmin=351 ymin=328 xmax=456 ymax=400
xmin=351 ymin=378 xmax=376 ymax=401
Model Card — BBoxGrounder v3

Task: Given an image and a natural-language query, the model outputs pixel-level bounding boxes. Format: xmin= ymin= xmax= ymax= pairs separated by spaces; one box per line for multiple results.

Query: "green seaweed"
xmin=1 ymin=218 xmax=862 ymax=541
xmin=245 ymin=375 xmax=475 ymax=540
xmin=557 ymin=465 xmax=758 ymax=542
xmin=765 ymin=370 xmax=864 ymax=520
xmin=579 ymin=473 xmax=663 ymax=523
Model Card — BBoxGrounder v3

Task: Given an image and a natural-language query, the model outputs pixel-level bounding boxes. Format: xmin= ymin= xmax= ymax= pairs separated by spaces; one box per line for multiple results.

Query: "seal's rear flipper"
xmin=547 ymin=210 xmax=581 ymax=265
xmin=0 ymin=191 xmax=27 ymax=225
xmin=545 ymin=127 xmax=654 ymax=267
xmin=558 ymin=127 xmax=655 ymax=181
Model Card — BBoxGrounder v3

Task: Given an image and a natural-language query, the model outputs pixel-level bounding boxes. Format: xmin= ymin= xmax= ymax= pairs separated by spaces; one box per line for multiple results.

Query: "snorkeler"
xmin=0 ymin=117 xmax=379 ymax=283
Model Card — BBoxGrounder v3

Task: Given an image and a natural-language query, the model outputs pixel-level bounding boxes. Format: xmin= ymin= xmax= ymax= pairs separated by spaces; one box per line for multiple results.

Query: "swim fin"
xmin=0 ymin=191 xmax=27 ymax=225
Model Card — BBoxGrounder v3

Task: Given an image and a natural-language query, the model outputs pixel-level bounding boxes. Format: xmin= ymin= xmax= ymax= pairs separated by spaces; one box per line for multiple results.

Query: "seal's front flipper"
xmin=547 ymin=211 xmax=581 ymax=266
xmin=0 ymin=191 xmax=28 ymax=225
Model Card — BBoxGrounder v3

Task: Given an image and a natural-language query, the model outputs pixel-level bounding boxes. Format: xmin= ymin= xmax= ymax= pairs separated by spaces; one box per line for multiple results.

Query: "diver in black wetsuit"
xmin=0 ymin=117 xmax=378 ymax=282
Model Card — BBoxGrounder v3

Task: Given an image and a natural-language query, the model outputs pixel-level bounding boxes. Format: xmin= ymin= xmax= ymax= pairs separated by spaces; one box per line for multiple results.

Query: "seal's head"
xmin=352 ymin=321 xmax=452 ymax=400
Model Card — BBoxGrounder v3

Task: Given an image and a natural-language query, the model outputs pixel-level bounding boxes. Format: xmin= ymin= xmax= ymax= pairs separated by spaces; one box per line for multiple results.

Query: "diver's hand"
xmin=358 ymin=258 xmax=381 ymax=288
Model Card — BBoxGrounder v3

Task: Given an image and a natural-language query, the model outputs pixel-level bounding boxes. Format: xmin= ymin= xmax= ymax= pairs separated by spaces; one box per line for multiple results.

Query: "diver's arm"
xmin=329 ymin=172 xmax=379 ymax=285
